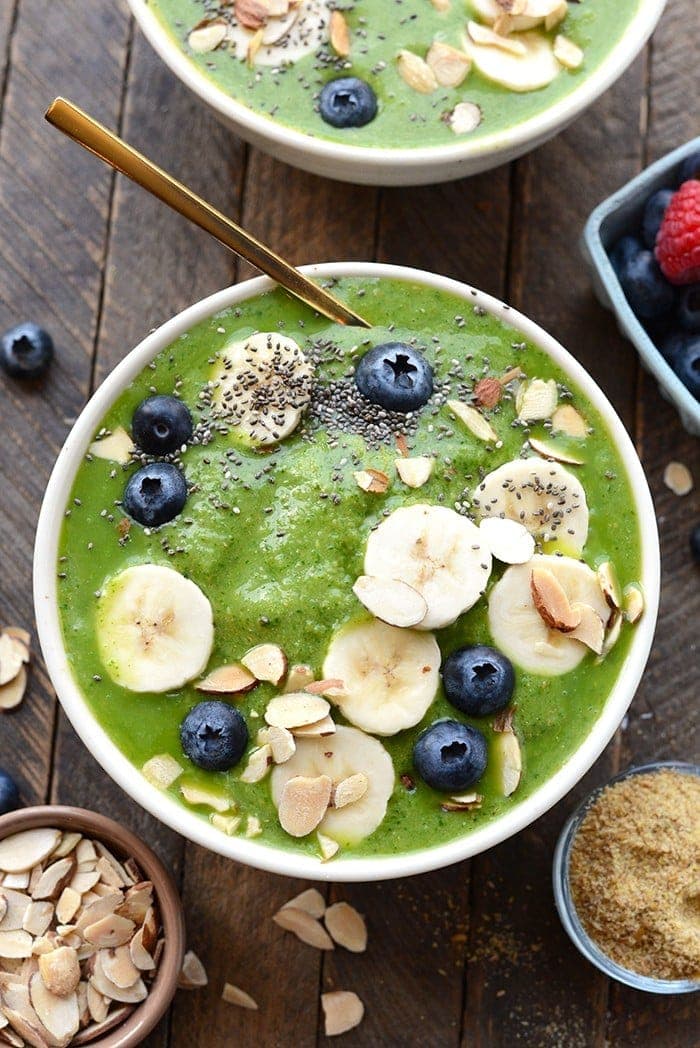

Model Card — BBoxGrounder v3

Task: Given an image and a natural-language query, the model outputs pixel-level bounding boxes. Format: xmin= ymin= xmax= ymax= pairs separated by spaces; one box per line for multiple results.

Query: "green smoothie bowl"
xmin=34 ymin=263 xmax=660 ymax=882
xmin=126 ymin=0 xmax=667 ymax=185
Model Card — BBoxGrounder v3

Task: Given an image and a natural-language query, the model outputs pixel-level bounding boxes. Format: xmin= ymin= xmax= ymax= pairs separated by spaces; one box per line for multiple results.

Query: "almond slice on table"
xmin=281 ymin=888 xmax=326 ymax=919
xmin=530 ymin=566 xmax=580 ymax=632
xmin=551 ymin=403 xmax=587 ymax=438
xmin=332 ymin=773 xmax=369 ymax=811
xmin=479 ymin=517 xmax=535 ymax=565
xmin=141 ymin=754 xmax=183 ymax=789
xmin=272 ymin=906 xmax=334 ymax=950
xmin=352 ymin=575 xmax=428 ymax=628
xmin=0 ymin=634 xmax=27 ymax=686
xmin=265 ymin=693 xmax=330 ymax=730
xmin=177 ymin=949 xmax=207 ymax=990
xmin=0 ymin=829 xmax=62 ymax=874
xmin=0 ymin=666 xmax=27 ymax=712
xmin=278 ymin=775 xmax=333 ymax=837
xmin=397 ymin=49 xmax=438 ymax=93
xmin=323 ymin=902 xmax=367 ymax=953
xmin=663 ymin=461 xmax=693 ymax=496
xmin=240 ymin=744 xmax=273 ymax=784
xmin=322 ymin=990 xmax=365 ymax=1037
xmin=426 ymin=41 xmax=471 ymax=87
xmin=196 ymin=663 xmax=257 ymax=695
xmin=240 ymin=643 xmax=287 ymax=685
xmin=222 ymin=982 xmax=259 ymax=1010
xmin=527 ymin=436 xmax=584 ymax=465
xmin=568 ymin=603 xmax=605 ymax=655
xmin=448 ymin=399 xmax=498 ymax=443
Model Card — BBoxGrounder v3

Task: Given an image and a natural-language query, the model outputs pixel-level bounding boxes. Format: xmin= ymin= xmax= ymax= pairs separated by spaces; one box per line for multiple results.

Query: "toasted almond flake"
xmin=90 ymin=953 xmax=147 ymax=1004
xmin=272 ymin=906 xmax=334 ymax=949
xmin=353 ymin=468 xmax=390 ymax=494
xmin=73 ymin=894 xmax=122 ymax=936
xmin=210 ymin=813 xmax=241 ymax=836
xmin=94 ymin=843 xmax=134 ymax=888
xmin=0 ymin=929 xmax=33 ymax=958
xmin=2 ymin=872 xmax=29 ymax=890
xmin=596 ymin=561 xmax=621 ymax=610
xmin=86 ymin=982 xmax=109 ymax=1024
xmin=245 ymin=816 xmax=262 ymax=838
xmin=352 ymin=575 xmax=428 ymax=628
xmin=100 ymin=945 xmax=139 ymax=990
xmin=38 ymin=946 xmax=80 ymax=998
xmin=318 ymin=833 xmax=340 ymax=862
xmin=247 ymin=26 xmax=264 ymax=66
xmin=479 ymin=517 xmax=535 ymax=565
xmin=396 ymin=433 xmax=409 ymax=456
xmin=467 ymin=19 xmax=527 ymax=54
xmin=129 ymin=926 xmax=155 ymax=972
xmin=551 ymin=404 xmax=587 ymax=439
xmin=0 ymin=894 xmax=6 ymax=923
xmin=494 ymin=728 xmax=522 ymax=796
xmin=180 ymin=783 xmax=233 ymax=813
xmin=278 ymin=775 xmax=333 ymax=838
xmin=599 ymin=611 xmax=622 ymax=659
xmin=188 ymin=20 xmax=227 ymax=52
xmin=447 ymin=100 xmax=482 ymax=134
xmin=29 ymin=973 xmax=79 ymax=1042
xmin=240 ymin=744 xmax=273 ymax=784
xmin=70 ymin=870 xmax=101 ymax=896
xmin=55 ymin=889 xmax=81 ymax=927
xmin=283 ymin=664 xmax=315 ymax=693
xmin=234 ymin=0 xmax=268 ymax=29
xmin=87 ymin=426 xmax=134 ymax=465
xmin=447 ymin=791 xmax=482 ymax=809
xmin=322 ymin=990 xmax=364 ymax=1037
xmin=624 ymin=584 xmax=644 ymax=624
xmin=222 ymin=982 xmax=259 ymax=1010
xmin=663 ymin=461 xmax=693 ymax=496
xmin=304 ymin=678 xmax=346 ymax=697
xmin=2 ymin=1008 xmax=50 ymax=1048
xmin=441 ymin=798 xmax=484 ymax=812
xmin=426 ymin=40 xmax=470 ymax=87
xmin=528 ymin=436 xmax=584 ymax=465
xmin=329 ymin=9 xmax=350 ymax=56
xmin=397 ymin=49 xmax=438 ymax=94
xmin=448 ymin=400 xmax=498 ymax=443
xmin=32 ymin=858 xmax=75 ymax=902
xmin=0 ymin=888 xmax=31 ymax=931
xmin=324 ymin=902 xmax=367 ymax=953
xmin=116 ymin=882 xmax=152 ymax=925
xmin=395 ymin=456 xmax=434 ymax=489
xmin=282 ymin=888 xmax=325 ymax=919
xmin=265 ymin=693 xmax=330 ymax=730
xmin=530 ymin=566 xmax=580 ymax=632
xmin=0 ymin=636 xmax=26 ymax=687
xmin=83 ymin=914 xmax=135 ymax=950
xmin=141 ymin=753 xmax=183 ymax=790
xmin=0 ymin=830 xmax=61 ymax=875
xmin=0 ymin=665 xmax=27 ymax=712
xmin=332 ymin=773 xmax=369 ymax=811
xmin=240 ymin=643 xmax=288 ymax=685
xmin=196 ymin=663 xmax=257 ymax=695
xmin=266 ymin=725 xmax=296 ymax=764
xmin=568 ymin=603 xmax=605 ymax=654
xmin=291 ymin=714 xmax=336 ymax=738
xmin=553 ymin=33 xmax=583 ymax=69
xmin=74 ymin=841 xmax=96 ymax=866
xmin=544 ymin=0 xmax=568 ymax=27
xmin=516 ymin=378 xmax=558 ymax=421
xmin=49 ymin=833 xmax=81 ymax=860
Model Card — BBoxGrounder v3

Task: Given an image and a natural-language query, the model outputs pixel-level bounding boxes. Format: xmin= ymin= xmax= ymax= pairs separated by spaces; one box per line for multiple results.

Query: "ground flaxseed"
xmin=569 ymin=769 xmax=700 ymax=981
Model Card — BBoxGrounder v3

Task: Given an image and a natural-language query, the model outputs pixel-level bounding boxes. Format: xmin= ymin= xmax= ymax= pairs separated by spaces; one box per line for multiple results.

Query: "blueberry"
xmin=0 ymin=768 xmax=20 ymax=815
xmin=609 ymin=235 xmax=643 ymax=278
xmin=642 ymin=189 xmax=674 ymax=249
xmin=413 ymin=719 xmax=488 ymax=792
xmin=132 ymin=395 xmax=193 ymax=455
xmin=0 ymin=323 xmax=53 ymax=379
xmin=691 ymin=523 xmax=700 ymax=565
xmin=678 ymin=284 xmax=700 ymax=333
xmin=123 ymin=462 xmax=187 ymax=527
xmin=442 ymin=645 xmax=515 ymax=717
xmin=180 ymin=700 xmax=248 ymax=772
xmin=659 ymin=330 xmax=688 ymax=366
xmin=319 ymin=77 xmax=377 ymax=129
xmin=354 ymin=342 xmax=433 ymax=413
xmin=678 ymin=149 xmax=700 ymax=185
xmin=615 ymin=248 xmax=676 ymax=320
xmin=672 ymin=335 xmax=700 ymax=399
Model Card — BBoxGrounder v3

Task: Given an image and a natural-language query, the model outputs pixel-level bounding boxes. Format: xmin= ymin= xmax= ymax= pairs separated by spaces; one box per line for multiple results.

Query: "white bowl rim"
xmin=34 ymin=261 xmax=660 ymax=883
xmin=125 ymin=0 xmax=667 ymax=173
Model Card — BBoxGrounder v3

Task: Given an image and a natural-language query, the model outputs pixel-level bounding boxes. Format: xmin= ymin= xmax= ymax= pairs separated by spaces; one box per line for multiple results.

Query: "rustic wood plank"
xmin=0 ymin=2 xmax=18 ymax=110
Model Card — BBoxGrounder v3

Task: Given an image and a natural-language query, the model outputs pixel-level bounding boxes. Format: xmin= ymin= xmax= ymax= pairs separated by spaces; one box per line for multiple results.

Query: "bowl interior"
xmin=33 ymin=262 xmax=660 ymax=882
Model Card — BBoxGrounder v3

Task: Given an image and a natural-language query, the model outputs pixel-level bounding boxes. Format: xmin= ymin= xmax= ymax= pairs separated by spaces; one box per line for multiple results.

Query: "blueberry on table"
xmin=354 ymin=342 xmax=433 ymax=413
xmin=123 ymin=462 xmax=187 ymax=527
xmin=443 ymin=644 xmax=515 ymax=717
xmin=678 ymin=149 xmax=700 ymax=184
xmin=672 ymin=335 xmax=700 ymax=399
xmin=642 ymin=189 xmax=674 ymax=249
xmin=0 ymin=768 xmax=20 ymax=815
xmin=319 ymin=77 xmax=378 ymax=129
xmin=678 ymin=284 xmax=700 ymax=333
xmin=0 ymin=322 xmax=53 ymax=379
xmin=180 ymin=700 xmax=248 ymax=772
xmin=614 ymin=247 xmax=676 ymax=320
xmin=691 ymin=524 xmax=700 ymax=565
xmin=413 ymin=720 xmax=488 ymax=792
xmin=132 ymin=394 xmax=193 ymax=455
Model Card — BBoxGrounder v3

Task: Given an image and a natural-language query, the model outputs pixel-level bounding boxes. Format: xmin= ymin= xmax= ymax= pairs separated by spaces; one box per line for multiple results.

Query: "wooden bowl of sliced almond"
xmin=0 ymin=806 xmax=185 ymax=1047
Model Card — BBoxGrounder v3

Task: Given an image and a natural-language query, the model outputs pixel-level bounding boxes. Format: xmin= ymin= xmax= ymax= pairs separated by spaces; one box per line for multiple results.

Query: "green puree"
xmin=58 ymin=277 xmax=641 ymax=859
xmin=148 ymin=0 xmax=639 ymax=148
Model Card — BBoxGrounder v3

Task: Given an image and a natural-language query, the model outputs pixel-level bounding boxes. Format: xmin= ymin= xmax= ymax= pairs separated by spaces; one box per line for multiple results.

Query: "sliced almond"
xmin=467 ymin=19 xmax=527 ymax=55
xmin=247 ymin=27 xmax=264 ymax=67
xmin=86 ymin=982 xmax=109 ymax=1024
xmin=94 ymin=843 xmax=133 ymax=887
xmin=329 ymin=9 xmax=350 ymax=56
xmin=72 ymin=1005 xmax=134 ymax=1044
xmin=2 ymin=873 xmax=29 ymax=891
xmin=426 ymin=40 xmax=470 ymax=87
xmin=442 ymin=791 xmax=483 ymax=811
xmin=74 ymin=841 xmax=96 ymax=866
xmin=221 ymin=982 xmax=259 ymax=1010
xmin=304 ymin=679 xmax=345 ymax=698
xmin=624 ymin=584 xmax=644 ymax=624
xmin=332 ymin=773 xmax=369 ymax=811
xmin=282 ymin=888 xmax=325 ymax=920
xmin=240 ymin=744 xmax=273 ymax=784
xmin=0 ymin=830 xmax=61 ymax=875
xmin=234 ymin=0 xmax=268 ymax=30
xmin=0 ymin=666 xmax=27 ymax=711
xmin=318 ymin=833 xmax=340 ymax=862
xmin=141 ymin=753 xmax=183 ymax=789
xmin=600 ymin=611 xmax=622 ymax=659
xmin=528 ymin=436 xmax=584 ymax=465
xmin=352 ymin=575 xmax=427 ymax=628
xmin=553 ymin=33 xmax=583 ymax=69
xmin=395 ymin=456 xmax=434 ymax=489
xmin=448 ymin=400 xmax=498 ymax=443
xmin=265 ymin=693 xmax=330 ymax=730
xmin=597 ymin=561 xmax=621 ymax=610
xmin=69 ymin=870 xmax=101 ymax=896
xmin=2 ymin=1007 xmax=51 ymax=1048
xmin=494 ymin=728 xmax=522 ymax=796
xmin=73 ymin=893 xmax=122 ymax=936
xmin=278 ymin=775 xmax=333 ymax=838
xmin=89 ymin=954 xmax=146 ymax=1005
xmin=55 ymin=889 xmax=81 ymax=928
xmin=180 ymin=784 xmax=233 ymax=813
xmin=128 ymin=926 xmax=155 ymax=973
xmin=530 ymin=566 xmax=580 ymax=632
xmin=324 ymin=902 xmax=367 ymax=953
xmin=240 ymin=643 xmax=287 ymax=685
xmin=516 ymin=378 xmax=558 ymax=421
xmin=100 ymin=945 xmax=139 ymax=990
xmin=397 ymin=49 xmax=438 ymax=93
xmin=177 ymin=950 xmax=208 ymax=990
xmin=32 ymin=858 xmax=75 ymax=902
xmin=245 ymin=816 xmax=262 ymax=839
xmin=322 ymin=990 xmax=364 ymax=1037
xmin=0 ymin=636 xmax=27 ymax=687
xmin=83 ymin=914 xmax=135 ymax=950
xmin=88 ymin=426 xmax=135 ymax=465
xmin=210 ymin=813 xmax=241 ymax=836
xmin=447 ymin=100 xmax=482 ymax=134
xmin=0 ymin=930 xmax=33 ymax=958
xmin=272 ymin=906 xmax=334 ymax=950
xmin=479 ymin=517 xmax=534 ymax=565
xmin=266 ymin=725 xmax=296 ymax=764
xmin=663 ymin=461 xmax=693 ymax=497
xmin=49 ymin=833 xmax=81 ymax=861
xmin=353 ymin=468 xmax=390 ymax=494
xmin=188 ymin=20 xmax=227 ymax=53
xmin=0 ymin=889 xmax=30 ymax=931
xmin=568 ymin=603 xmax=605 ymax=654
xmin=551 ymin=403 xmax=587 ymax=438
xmin=196 ymin=663 xmax=257 ymax=695
xmin=283 ymin=664 xmax=315 ymax=693
xmin=116 ymin=882 xmax=153 ymax=925
xmin=291 ymin=715 xmax=336 ymax=738
xmin=37 ymin=946 xmax=80 ymax=998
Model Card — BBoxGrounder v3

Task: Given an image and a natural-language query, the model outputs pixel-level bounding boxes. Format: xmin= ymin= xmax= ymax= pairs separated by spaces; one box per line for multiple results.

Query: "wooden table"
xmin=1 ymin=2 xmax=698 ymax=1044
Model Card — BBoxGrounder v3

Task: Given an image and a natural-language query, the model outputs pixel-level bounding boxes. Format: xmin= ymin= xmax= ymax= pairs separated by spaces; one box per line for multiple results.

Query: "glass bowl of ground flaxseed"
xmin=553 ymin=761 xmax=700 ymax=994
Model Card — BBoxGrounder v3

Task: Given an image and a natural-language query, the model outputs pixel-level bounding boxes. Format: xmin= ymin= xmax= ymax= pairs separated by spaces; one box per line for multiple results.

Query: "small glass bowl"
xmin=553 ymin=760 xmax=700 ymax=995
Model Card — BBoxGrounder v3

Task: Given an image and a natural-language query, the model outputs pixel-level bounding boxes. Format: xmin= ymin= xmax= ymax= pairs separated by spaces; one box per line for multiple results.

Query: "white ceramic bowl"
xmin=34 ymin=262 xmax=660 ymax=882
xmin=126 ymin=0 xmax=667 ymax=186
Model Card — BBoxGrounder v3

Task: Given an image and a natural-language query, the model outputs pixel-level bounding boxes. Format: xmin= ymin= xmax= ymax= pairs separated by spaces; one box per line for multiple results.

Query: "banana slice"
xmin=488 ymin=554 xmax=609 ymax=675
xmin=475 ymin=456 xmax=589 ymax=554
xmin=363 ymin=505 xmax=492 ymax=630
xmin=96 ymin=564 xmax=214 ymax=692
xmin=463 ymin=29 xmax=560 ymax=92
xmin=270 ymin=726 xmax=395 ymax=845
xmin=468 ymin=0 xmax=540 ymax=31
xmin=211 ymin=332 xmax=314 ymax=446
xmin=322 ymin=619 xmax=439 ymax=736
xmin=225 ymin=0 xmax=330 ymax=65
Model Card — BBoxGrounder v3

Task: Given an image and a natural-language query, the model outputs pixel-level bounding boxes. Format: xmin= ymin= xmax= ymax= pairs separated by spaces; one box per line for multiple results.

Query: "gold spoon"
xmin=45 ymin=97 xmax=370 ymax=329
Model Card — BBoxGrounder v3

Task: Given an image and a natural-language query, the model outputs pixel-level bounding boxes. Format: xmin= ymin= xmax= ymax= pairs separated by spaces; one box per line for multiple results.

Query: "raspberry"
xmin=655 ymin=180 xmax=700 ymax=285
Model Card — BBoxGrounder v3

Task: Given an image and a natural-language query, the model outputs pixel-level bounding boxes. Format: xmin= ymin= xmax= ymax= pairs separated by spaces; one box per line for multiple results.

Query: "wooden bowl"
xmin=0 ymin=805 xmax=185 ymax=1047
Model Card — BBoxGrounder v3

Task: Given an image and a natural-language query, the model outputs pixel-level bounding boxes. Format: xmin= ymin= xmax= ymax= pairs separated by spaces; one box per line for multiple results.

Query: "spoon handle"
xmin=45 ymin=97 xmax=370 ymax=329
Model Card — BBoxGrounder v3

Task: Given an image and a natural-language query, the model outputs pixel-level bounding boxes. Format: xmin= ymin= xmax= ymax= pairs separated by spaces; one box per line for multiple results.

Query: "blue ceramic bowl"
xmin=581 ymin=137 xmax=700 ymax=436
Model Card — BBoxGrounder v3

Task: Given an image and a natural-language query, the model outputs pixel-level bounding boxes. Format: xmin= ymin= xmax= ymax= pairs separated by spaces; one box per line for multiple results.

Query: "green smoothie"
xmin=145 ymin=0 xmax=640 ymax=148
xmin=57 ymin=276 xmax=643 ymax=861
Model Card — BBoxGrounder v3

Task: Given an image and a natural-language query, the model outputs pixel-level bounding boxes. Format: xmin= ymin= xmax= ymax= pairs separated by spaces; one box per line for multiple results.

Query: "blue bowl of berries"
xmin=581 ymin=138 xmax=700 ymax=436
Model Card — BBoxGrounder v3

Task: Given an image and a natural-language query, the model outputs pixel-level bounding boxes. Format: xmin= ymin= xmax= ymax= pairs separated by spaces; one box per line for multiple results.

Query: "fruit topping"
xmin=195 ymin=663 xmax=258 ymax=695
xmin=352 ymin=575 xmax=428 ymax=628
xmin=655 ymin=179 xmax=700 ymax=285
xmin=447 ymin=399 xmax=498 ymax=443
xmin=462 ymin=29 xmax=560 ymax=93
xmin=240 ymin=643 xmax=288 ymax=685
xmin=642 ymin=188 xmax=674 ymax=249
xmin=395 ymin=455 xmax=434 ymax=488
xmin=413 ymin=720 xmax=488 ymax=792
xmin=0 ymin=322 xmax=54 ymax=379
xmin=180 ymin=700 xmax=249 ymax=772
xmin=278 ymin=774 xmax=333 ymax=837
xmin=318 ymin=76 xmax=378 ymax=129
xmin=89 ymin=426 xmax=135 ymax=464
xmin=0 ymin=767 xmax=20 ymax=815
xmin=354 ymin=342 xmax=433 ymax=414
xmin=442 ymin=644 xmax=515 ymax=717
xmin=122 ymin=462 xmax=188 ymax=527
xmin=492 ymin=716 xmax=522 ymax=796
xmin=516 ymin=378 xmax=558 ymax=421
xmin=678 ymin=284 xmax=700 ymax=332
xmin=131 ymin=394 xmax=193 ymax=455
xmin=478 ymin=517 xmax=535 ymax=564
xmin=672 ymin=335 xmax=700 ymax=399
xmin=615 ymin=242 xmax=676 ymax=319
